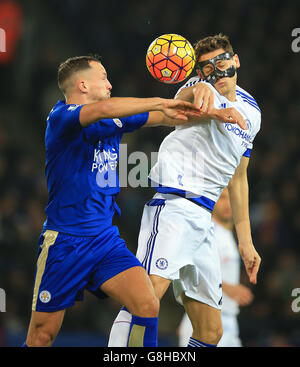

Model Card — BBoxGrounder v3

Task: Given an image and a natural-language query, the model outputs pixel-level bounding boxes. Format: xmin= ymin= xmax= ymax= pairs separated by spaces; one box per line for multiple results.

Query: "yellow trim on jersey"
xmin=32 ymin=230 xmax=59 ymax=311
xmin=127 ymin=324 xmax=146 ymax=347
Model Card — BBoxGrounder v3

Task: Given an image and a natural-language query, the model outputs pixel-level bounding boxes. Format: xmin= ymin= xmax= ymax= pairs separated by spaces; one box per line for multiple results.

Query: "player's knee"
xmin=206 ymin=323 xmax=223 ymax=345
xmin=27 ymin=327 xmax=55 ymax=347
xmin=149 ymin=295 xmax=160 ymax=316
xmin=194 ymin=319 xmax=223 ymax=345
xmin=212 ymin=324 xmax=223 ymax=344
xmin=206 ymin=321 xmax=223 ymax=344
xmin=134 ymin=294 xmax=160 ymax=318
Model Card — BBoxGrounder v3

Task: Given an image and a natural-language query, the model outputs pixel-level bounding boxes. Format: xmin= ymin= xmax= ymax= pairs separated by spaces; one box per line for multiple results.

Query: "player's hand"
xmin=238 ymin=242 xmax=261 ymax=284
xmin=213 ymin=107 xmax=247 ymax=130
xmin=192 ymin=83 xmax=215 ymax=112
xmin=223 ymin=284 xmax=254 ymax=306
xmin=161 ymin=99 xmax=201 ymax=121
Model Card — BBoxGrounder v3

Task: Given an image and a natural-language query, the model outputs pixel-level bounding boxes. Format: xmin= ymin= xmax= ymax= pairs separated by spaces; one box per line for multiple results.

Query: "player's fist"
xmin=232 ymin=285 xmax=254 ymax=306
xmin=238 ymin=242 xmax=261 ymax=284
xmin=192 ymin=82 xmax=215 ymax=113
xmin=223 ymin=283 xmax=254 ymax=306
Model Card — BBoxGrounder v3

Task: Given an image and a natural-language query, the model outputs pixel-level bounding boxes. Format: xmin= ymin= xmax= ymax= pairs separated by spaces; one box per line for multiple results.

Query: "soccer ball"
xmin=146 ymin=34 xmax=196 ymax=84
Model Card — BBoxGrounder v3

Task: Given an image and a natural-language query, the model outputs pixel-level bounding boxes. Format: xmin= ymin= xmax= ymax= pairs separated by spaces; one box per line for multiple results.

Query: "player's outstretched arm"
xmin=145 ymin=105 xmax=247 ymax=128
xmin=145 ymin=98 xmax=206 ymax=127
xmin=228 ymin=156 xmax=261 ymax=284
xmin=79 ymin=97 xmax=200 ymax=127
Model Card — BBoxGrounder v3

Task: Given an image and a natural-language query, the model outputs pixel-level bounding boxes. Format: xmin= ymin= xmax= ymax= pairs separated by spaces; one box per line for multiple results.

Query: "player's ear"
xmin=233 ymin=54 xmax=240 ymax=69
xmin=78 ymin=79 xmax=88 ymax=94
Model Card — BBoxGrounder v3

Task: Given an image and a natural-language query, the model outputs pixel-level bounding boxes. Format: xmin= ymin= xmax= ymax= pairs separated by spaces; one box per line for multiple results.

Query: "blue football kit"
xmin=31 ymin=100 xmax=149 ymax=312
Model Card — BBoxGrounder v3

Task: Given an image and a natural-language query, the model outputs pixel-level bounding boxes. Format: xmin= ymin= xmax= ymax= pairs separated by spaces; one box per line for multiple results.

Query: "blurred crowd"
xmin=0 ymin=0 xmax=300 ymax=346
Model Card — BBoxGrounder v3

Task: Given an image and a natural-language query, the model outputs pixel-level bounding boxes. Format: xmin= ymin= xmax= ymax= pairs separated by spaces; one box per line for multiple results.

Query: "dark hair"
xmin=194 ymin=33 xmax=234 ymax=61
xmin=57 ymin=54 xmax=102 ymax=95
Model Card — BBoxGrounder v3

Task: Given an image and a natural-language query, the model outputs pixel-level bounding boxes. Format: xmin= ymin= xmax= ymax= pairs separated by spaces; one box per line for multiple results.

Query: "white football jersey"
xmin=149 ymin=77 xmax=261 ymax=203
xmin=213 ymin=220 xmax=240 ymax=315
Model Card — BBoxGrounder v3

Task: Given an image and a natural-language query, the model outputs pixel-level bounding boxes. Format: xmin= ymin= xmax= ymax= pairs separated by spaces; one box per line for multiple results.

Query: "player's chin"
xmin=97 ymin=93 xmax=111 ymax=102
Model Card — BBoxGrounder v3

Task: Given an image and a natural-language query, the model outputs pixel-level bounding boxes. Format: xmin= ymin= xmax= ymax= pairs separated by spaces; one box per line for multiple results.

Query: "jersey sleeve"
xmin=120 ymin=112 xmax=149 ymax=132
xmin=174 ymin=76 xmax=202 ymax=98
xmin=82 ymin=112 xmax=149 ymax=143
xmin=47 ymin=103 xmax=83 ymax=140
xmin=243 ymin=113 xmax=261 ymax=158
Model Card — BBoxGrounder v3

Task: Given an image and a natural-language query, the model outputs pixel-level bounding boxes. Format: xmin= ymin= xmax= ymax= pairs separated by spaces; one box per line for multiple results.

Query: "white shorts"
xmin=136 ymin=193 xmax=222 ymax=309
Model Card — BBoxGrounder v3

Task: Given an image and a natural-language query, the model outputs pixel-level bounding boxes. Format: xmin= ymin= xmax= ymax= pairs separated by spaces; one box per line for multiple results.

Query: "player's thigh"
xmin=26 ymin=309 xmax=65 ymax=343
xmin=181 ymin=293 xmax=222 ymax=333
xmin=149 ymin=274 xmax=171 ymax=300
xmin=100 ymin=266 xmax=158 ymax=315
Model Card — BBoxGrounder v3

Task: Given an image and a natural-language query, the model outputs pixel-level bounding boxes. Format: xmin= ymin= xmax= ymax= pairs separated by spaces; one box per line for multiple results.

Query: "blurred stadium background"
xmin=0 ymin=0 xmax=300 ymax=347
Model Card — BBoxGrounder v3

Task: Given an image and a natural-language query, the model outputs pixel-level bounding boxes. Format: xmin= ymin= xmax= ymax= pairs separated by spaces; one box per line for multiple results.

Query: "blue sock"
xmin=127 ymin=314 xmax=158 ymax=347
xmin=21 ymin=342 xmax=28 ymax=347
xmin=187 ymin=337 xmax=217 ymax=347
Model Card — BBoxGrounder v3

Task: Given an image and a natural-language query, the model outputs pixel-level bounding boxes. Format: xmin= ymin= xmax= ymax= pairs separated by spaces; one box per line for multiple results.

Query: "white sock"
xmin=108 ymin=308 xmax=132 ymax=347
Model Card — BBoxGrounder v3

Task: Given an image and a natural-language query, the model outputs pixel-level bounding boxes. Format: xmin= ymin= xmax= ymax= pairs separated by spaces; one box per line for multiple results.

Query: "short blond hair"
xmin=57 ymin=54 xmax=102 ymax=95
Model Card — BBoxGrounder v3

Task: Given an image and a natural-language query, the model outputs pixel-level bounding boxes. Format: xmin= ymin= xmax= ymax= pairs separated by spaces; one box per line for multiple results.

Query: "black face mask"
xmin=196 ymin=52 xmax=236 ymax=85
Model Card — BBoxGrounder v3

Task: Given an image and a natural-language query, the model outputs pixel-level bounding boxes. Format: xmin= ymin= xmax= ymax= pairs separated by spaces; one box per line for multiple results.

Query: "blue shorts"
xmin=31 ymin=226 xmax=142 ymax=312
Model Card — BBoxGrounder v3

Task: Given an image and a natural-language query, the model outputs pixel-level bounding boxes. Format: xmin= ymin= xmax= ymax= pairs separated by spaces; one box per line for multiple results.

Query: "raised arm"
xmin=176 ymin=81 xmax=214 ymax=111
xmin=227 ymin=156 xmax=261 ymax=284
xmin=175 ymin=82 xmax=247 ymax=129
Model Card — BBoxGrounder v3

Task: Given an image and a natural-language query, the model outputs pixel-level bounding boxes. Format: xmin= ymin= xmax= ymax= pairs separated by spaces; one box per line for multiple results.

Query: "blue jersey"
xmin=43 ymin=100 xmax=149 ymax=236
